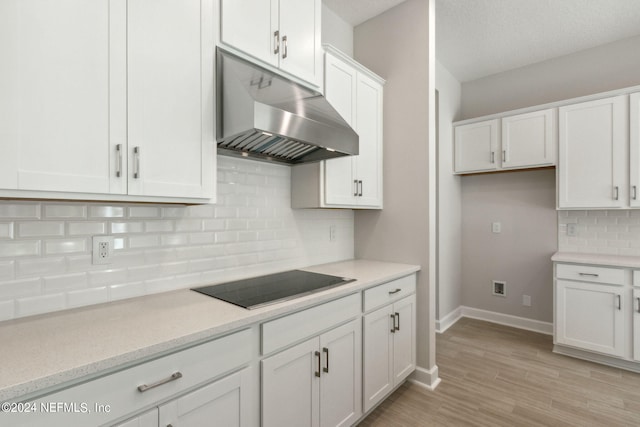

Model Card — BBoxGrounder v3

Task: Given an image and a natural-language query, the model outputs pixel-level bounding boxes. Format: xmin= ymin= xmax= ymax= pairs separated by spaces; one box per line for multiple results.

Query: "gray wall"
xmin=461 ymin=169 xmax=557 ymax=322
xmin=321 ymin=3 xmax=353 ymax=57
xmin=436 ymin=61 xmax=462 ymax=323
xmin=462 ymin=34 xmax=640 ymax=119
xmin=353 ymin=0 xmax=436 ymax=381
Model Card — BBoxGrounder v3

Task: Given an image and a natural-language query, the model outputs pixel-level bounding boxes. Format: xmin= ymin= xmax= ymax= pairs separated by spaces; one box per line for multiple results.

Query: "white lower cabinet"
xmin=114 ymin=368 xmax=251 ymax=427
xmin=634 ymin=287 xmax=640 ymax=362
xmin=363 ymin=294 xmax=416 ymax=413
xmin=555 ymin=279 xmax=626 ymax=357
xmin=262 ymin=319 xmax=361 ymax=427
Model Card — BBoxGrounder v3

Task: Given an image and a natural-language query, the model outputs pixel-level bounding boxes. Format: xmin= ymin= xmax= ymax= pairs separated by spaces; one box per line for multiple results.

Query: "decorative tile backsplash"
xmin=0 ymin=156 xmax=354 ymax=321
xmin=558 ymin=210 xmax=640 ymax=256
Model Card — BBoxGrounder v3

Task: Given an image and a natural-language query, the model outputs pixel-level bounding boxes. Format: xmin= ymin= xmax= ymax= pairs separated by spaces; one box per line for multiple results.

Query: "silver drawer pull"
xmin=388 ymin=288 xmax=402 ymax=295
xmin=390 ymin=314 xmax=396 ymax=333
xmin=395 ymin=312 xmax=400 ymax=331
xmin=616 ymin=295 xmax=622 ymax=310
xmin=137 ymin=371 xmax=182 ymax=393
xmin=115 ymin=144 xmax=123 ymax=178
xmin=578 ymin=273 xmax=599 ymax=277
xmin=636 ymin=297 xmax=640 ymax=313
xmin=133 ymin=146 xmax=141 ymax=179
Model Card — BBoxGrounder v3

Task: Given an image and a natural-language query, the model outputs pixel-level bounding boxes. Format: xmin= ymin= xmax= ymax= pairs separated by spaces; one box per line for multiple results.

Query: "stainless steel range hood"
xmin=216 ymin=48 xmax=358 ymax=165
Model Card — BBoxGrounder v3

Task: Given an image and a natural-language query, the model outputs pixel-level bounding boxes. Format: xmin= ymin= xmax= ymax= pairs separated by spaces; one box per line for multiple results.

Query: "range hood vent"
xmin=216 ymin=48 xmax=359 ymax=165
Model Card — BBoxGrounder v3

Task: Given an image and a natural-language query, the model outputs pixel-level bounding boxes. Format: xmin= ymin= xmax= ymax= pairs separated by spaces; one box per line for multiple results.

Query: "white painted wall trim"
xmin=436 ymin=306 xmax=553 ymax=335
xmin=409 ymin=365 xmax=441 ymax=391
xmin=435 ymin=306 xmax=463 ymax=333
xmin=553 ymin=345 xmax=640 ymax=373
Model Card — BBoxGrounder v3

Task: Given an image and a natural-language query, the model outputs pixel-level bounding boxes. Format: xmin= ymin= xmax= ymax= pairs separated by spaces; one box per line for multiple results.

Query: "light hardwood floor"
xmin=359 ymin=317 xmax=640 ymax=426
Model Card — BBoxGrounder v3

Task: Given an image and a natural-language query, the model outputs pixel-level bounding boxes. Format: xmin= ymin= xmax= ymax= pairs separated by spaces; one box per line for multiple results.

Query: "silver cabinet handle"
xmin=578 ymin=272 xmax=599 ymax=277
xmin=133 ymin=146 xmax=141 ymax=179
xmin=613 ymin=186 xmax=619 ymax=201
xmin=137 ymin=371 xmax=182 ymax=393
xmin=388 ymin=288 xmax=401 ymax=295
xmin=636 ymin=297 xmax=640 ymax=313
xmin=395 ymin=312 xmax=400 ymax=331
xmin=115 ymin=144 xmax=123 ymax=178
xmin=502 ymin=150 xmax=506 ymax=162
xmin=314 ymin=350 xmax=321 ymax=377
xmin=322 ymin=347 xmax=329 ymax=373
xmin=491 ymin=151 xmax=495 ymax=164
xmin=633 ymin=185 xmax=638 ymax=201
xmin=273 ymin=30 xmax=280 ymax=54
xmin=616 ymin=295 xmax=622 ymax=310
xmin=390 ymin=314 xmax=396 ymax=333
xmin=282 ymin=35 xmax=288 ymax=59
xmin=354 ymin=179 xmax=358 ymax=196
xmin=358 ymin=180 xmax=363 ymax=197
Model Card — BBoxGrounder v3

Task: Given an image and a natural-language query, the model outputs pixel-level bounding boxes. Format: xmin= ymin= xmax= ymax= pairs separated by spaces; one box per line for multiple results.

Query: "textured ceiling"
xmin=437 ymin=0 xmax=640 ymax=82
xmin=323 ymin=0 xmax=407 ymax=26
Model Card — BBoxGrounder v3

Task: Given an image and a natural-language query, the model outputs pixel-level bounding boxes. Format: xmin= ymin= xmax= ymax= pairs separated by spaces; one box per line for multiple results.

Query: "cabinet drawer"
xmin=12 ymin=329 xmax=252 ymax=427
xmin=556 ymin=263 xmax=624 ymax=286
xmin=364 ymin=274 xmax=417 ymax=312
xmin=261 ymin=293 xmax=360 ymax=355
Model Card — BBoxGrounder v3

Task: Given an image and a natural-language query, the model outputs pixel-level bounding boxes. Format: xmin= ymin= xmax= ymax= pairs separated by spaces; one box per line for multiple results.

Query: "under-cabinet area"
xmin=0 ymin=260 xmax=418 ymax=427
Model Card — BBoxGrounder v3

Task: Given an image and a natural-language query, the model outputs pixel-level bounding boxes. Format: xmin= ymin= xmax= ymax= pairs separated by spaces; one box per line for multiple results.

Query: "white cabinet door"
xmin=634 ymin=288 xmax=640 ymax=362
xmin=558 ymin=96 xmax=627 ymax=209
xmin=355 ymin=72 xmax=384 ymax=208
xmin=0 ymin=0 xmax=127 ymax=194
xmin=113 ymin=410 xmax=158 ymax=427
xmin=159 ymin=369 xmax=251 ymax=427
xmin=262 ymin=337 xmax=319 ymax=427
xmin=630 ymin=93 xmax=640 ymax=208
xmin=501 ymin=109 xmax=555 ymax=169
xmin=363 ymin=304 xmax=394 ymax=413
xmin=454 ymin=119 xmax=500 ymax=173
xmin=392 ymin=295 xmax=416 ymax=383
xmin=319 ymin=320 xmax=362 ymax=427
xmin=324 ymin=52 xmax=358 ymax=206
xmin=127 ymin=0 xmax=215 ymax=200
xmin=556 ymin=280 xmax=626 ymax=357
xmin=278 ymin=0 xmax=321 ymax=86
xmin=219 ymin=0 xmax=277 ymax=67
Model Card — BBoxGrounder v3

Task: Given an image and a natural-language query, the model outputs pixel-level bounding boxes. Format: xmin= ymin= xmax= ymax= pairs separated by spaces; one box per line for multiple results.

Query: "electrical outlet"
xmin=492 ymin=280 xmax=506 ymax=297
xmin=492 ymin=222 xmax=501 ymax=233
xmin=92 ymin=235 xmax=114 ymax=265
xmin=567 ymin=223 xmax=578 ymax=237
xmin=329 ymin=225 xmax=337 ymax=242
xmin=523 ymin=295 xmax=532 ymax=306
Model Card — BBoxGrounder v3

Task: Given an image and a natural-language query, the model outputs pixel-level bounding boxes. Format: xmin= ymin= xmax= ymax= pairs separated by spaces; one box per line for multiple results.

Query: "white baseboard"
xmin=409 ymin=365 xmax=441 ymax=390
xmin=436 ymin=306 xmax=553 ymax=335
xmin=436 ymin=307 xmax=463 ymax=333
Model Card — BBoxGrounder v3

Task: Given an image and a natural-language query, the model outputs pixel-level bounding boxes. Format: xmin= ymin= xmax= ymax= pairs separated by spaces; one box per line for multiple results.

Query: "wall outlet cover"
xmin=92 ymin=235 xmax=114 ymax=265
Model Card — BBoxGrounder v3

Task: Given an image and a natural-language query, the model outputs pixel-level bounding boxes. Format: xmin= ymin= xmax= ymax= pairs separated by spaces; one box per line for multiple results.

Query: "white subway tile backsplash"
xmin=44 ymin=239 xmax=87 ymax=255
xmin=17 ymin=221 xmax=64 ymax=238
xmin=0 ymin=241 xmax=41 ymax=258
xmin=44 ymin=204 xmax=86 ymax=219
xmin=0 ymin=157 xmax=354 ymax=321
xmin=560 ymin=210 xmax=640 ymax=256
xmin=16 ymin=293 xmax=65 ymax=317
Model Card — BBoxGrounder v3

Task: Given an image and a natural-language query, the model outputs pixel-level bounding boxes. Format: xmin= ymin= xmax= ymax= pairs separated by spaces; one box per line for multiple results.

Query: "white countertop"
xmin=0 ymin=259 xmax=419 ymax=401
xmin=552 ymin=252 xmax=640 ymax=268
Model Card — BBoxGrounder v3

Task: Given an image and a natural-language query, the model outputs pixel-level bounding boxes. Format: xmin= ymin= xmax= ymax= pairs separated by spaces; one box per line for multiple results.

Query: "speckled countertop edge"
xmin=552 ymin=251 xmax=640 ymax=269
xmin=0 ymin=259 xmax=420 ymax=401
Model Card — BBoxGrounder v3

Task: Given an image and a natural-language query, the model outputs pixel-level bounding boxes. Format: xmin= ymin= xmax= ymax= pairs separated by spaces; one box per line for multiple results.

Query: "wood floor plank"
xmin=358 ymin=319 xmax=640 ymax=426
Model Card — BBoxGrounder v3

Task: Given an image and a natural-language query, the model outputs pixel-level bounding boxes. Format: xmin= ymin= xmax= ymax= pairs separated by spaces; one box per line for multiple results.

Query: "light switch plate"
xmin=492 ymin=222 xmax=501 ymax=233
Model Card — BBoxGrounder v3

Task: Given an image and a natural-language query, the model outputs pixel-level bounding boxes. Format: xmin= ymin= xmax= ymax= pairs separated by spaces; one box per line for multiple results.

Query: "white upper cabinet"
xmin=454 ymin=108 xmax=555 ymax=174
xmin=0 ymin=0 xmax=215 ymax=203
xmin=219 ymin=0 xmax=322 ymax=88
xmin=630 ymin=92 xmax=640 ymax=207
xmin=292 ymin=46 xmax=384 ymax=209
xmin=127 ymin=0 xmax=215 ymax=200
xmin=0 ymin=0 xmax=126 ymax=195
xmin=454 ymin=119 xmax=500 ymax=173
xmin=501 ymin=109 xmax=555 ymax=169
xmin=558 ymin=95 xmax=627 ymax=209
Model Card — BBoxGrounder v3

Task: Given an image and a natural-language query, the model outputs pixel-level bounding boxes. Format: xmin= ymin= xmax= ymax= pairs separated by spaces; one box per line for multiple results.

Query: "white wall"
xmin=461 ymin=34 xmax=640 ymax=119
xmin=461 ymin=170 xmax=557 ymax=323
xmin=0 ymin=156 xmax=354 ymax=321
xmin=322 ymin=3 xmax=354 ymax=57
xmin=435 ymin=61 xmax=462 ymax=324
xmin=354 ymin=0 xmax=438 ymax=386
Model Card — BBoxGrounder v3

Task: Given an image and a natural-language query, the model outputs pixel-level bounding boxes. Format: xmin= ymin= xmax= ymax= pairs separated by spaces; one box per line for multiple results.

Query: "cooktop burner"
xmin=192 ymin=270 xmax=355 ymax=309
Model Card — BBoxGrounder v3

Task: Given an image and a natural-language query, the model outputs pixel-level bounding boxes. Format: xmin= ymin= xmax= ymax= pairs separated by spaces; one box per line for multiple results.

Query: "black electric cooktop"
xmin=192 ymin=270 xmax=355 ymax=309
